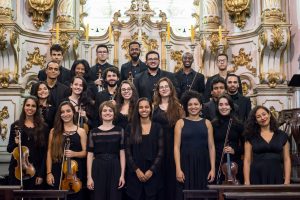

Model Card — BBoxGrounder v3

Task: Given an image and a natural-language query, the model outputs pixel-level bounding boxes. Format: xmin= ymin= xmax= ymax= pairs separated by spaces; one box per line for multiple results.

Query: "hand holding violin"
xmin=224 ymin=145 xmax=235 ymax=154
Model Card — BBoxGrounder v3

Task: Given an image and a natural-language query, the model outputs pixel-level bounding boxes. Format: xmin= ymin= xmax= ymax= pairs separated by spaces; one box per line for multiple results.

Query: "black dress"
xmin=115 ymin=113 xmax=129 ymax=130
xmin=212 ymin=116 xmax=244 ymax=184
xmin=125 ymin=122 xmax=164 ymax=200
xmin=50 ymin=131 xmax=83 ymax=200
xmin=87 ymin=126 xmax=124 ymax=200
xmin=7 ymin=121 xmax=48 ymax=189
xmin=247 ymin=129 xmax=288 ymax=184
xmin=176 ymin=118 xmax=211 ymax=200
xmin=152 ymin=107 xmax=176 ymax=200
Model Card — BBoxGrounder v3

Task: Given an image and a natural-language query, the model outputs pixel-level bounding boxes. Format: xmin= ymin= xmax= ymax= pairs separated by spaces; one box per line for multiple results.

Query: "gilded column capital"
xmin=0 ymin=0 xmax=12 ymax=20
xmin=224 ymin=0 xmax=251 ymax=29
xmin=262 ymin=0 xmax=285 ymax=23
xmin=27 ymin=0 xmax=54 ymax=29
xmin=202 ymin=0 xmax=220 ymax=29
xmin=56 ymin=0 xmax=75 ymax=29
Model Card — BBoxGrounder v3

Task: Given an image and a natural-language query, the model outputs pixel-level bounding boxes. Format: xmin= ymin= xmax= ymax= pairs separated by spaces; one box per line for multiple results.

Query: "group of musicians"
xmin=6 ymin=42 xmax=291 ymax=200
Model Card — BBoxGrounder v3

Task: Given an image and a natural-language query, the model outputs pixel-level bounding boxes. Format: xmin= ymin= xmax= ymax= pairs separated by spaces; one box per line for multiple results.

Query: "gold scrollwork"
xmin=208 ymin=32 xmax=219 ymax=55
xmin=231 ymin=48 xmax=256 ymax=74
xmin=121 ymin=32 xmax=158 ymax=60
xmin=270 ymin=25 xmax=284 ymax=52
xmin=22 ymin=47 xmax=46 ymax=76
xmin=0 ymin=24 xmax=7 ymax=51
xmin=0 ymin=70 xmax=10 ymax=88
xmin=262 ymin=8 xmax=285 ymax=23
xmin=0 ymin=6 xmax=13 ymax=18
xmin=242 ymin=81 xmax=250 ymax=96
xmin=171 ymin=50 xmax=183 ymax=72
xmin=259 ymin=72 xmax=285 ymax=88
xmin=53 ymin=31 xmax=71 ymax=55
xmin=27 ymin=0 xmax=55 ymax=29
xmin=0 ymin=106 xmax=9 ymax=141
xmin=224 ymin=0 xmax=251 ymax=29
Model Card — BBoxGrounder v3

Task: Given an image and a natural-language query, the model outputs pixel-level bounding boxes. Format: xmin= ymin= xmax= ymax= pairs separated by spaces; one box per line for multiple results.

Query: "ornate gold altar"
xmin=0 ymin=0 xmax=299 ymax=173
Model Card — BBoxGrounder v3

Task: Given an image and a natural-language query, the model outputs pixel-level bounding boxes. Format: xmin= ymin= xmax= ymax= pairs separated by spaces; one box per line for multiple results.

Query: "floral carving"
xmin=231 ymin=48 xmax=256 ymax=74
xmin=270 ymin=25 xmax=284 ymax=52
xmin=22 ymin=47 xmax=46 ymax=76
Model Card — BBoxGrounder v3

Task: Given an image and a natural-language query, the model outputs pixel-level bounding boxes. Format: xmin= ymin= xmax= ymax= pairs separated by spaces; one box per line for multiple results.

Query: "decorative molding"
xmin=224 ymin=0 xmax=251 ymax=29
xmin=0 ymin=106 xmax=9 ymax=141
xmin=0 ymin=24 xmax=7 ymax=51
xmin=262 ymin=9 xmax=285 ymax=23
xmin=124 ymin=0 xmax=155 ymax=25
xmin=242 ymin=81 xmax=250 ymax=96
xmin=27 ymin=0 xmax=55 ymax=29
xmin=270 ymin=25 xmax=284 ymax=52
xmin=0 ymin=6 xmax=13 ymax=19
xmin=121 ymin=32 xmax=158 ymax=60
xmin=0 ymin=70 xmax=10 ymax=88
xmin=259 ymin=72 xmax=286 ymax=88
xmin=207 ymin=32 xmax=228 ymax=55
xmin=171 ymin=50 xmax=183 ymax=72
xmin=231 ymin=48 xmax=256 ymax=74
xmin=22 ymin=47 xmax=46 ymax=76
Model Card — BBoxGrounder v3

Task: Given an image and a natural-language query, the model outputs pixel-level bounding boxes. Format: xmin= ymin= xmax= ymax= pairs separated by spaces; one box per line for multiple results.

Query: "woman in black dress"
xmin=87 ymin=101 xmax=125 ymax=200
xmin=174 ymin=91 xmax=215 ymax=200
xmin=212 ymin=94 xmax=244 ymax=184
xmin=64 ymin=76 xmax=95 ymax=130
xmin=115 ymin=80 xmax=138 ymax=129
xmin=152 ymin=77 xmax=184 ymax=200
xmin=126 ymin=98 xmax=164 ymax=200
xmin=243 ymin=105 xmax=291 ymax=184
xmin=46 ymin=101 xmax=87 ymax=199
xmin=31 ymin=81 xmax=56 ymax=129
xmin=7 ymin=96 xmax=48 ymax=189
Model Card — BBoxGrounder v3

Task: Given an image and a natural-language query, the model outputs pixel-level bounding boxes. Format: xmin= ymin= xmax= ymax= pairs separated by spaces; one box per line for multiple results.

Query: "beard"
xmin=130 ymin=53 xmax=140 ymax=62
xmin=105 ymin=80 xmax=118 ymax=87
xmin=147 ymin=65 xmax=159 ymax=71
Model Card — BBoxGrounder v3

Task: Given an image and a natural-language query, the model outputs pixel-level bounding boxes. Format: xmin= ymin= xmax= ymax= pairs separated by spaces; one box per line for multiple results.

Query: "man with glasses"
xmin=203 ymin=53 xmax=242 ymax=102
xmin=120 ymin=41 xmax=147 ymax=81
xmin=89 ymin=44 xmax=118 ymax=91
xmin=134 ymin=50 xmax=180 ymax=100
xmin=31 ymin=61 xmax=69 ymax=107
xmin=37 ymin=44 xmax=71 ymax=86
xmin=175 ymin=52 xmax=205 ymax=98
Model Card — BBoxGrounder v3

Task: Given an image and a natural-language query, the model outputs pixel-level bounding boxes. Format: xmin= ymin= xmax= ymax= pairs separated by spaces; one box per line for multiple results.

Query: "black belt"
xmin=95 ymin=153 xmax=118 ymax=160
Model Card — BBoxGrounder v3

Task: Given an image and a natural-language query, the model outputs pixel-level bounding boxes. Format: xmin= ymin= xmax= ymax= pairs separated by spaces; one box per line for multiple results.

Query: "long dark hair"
xmin=115 ymin=80 xmax=138 ymax=121
xmin=70 ymin=59 xmax=91 ymax=81
xmin=244 ymin=105 xmax=278 ymax=141
xmin=51 ymin=101 xmax=76 ymax=162
xmin=30 ymin=81 xmax=52 ymax=105
xmin=130 ymin=98 xmax=152 ymax=144
xmin=18 ymin=96 xmax=46 ymax=147
xmin=153 ymin=77 xmax=183 ymax=126
xmin=212 ymin=94 xmax=241 ymax=126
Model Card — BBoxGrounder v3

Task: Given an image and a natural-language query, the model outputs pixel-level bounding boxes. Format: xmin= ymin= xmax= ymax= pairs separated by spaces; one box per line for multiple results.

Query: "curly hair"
xmin=153 ymin=77 xmax=183 ymax=126
xmin=243 ymin=105 xmax=278 ymax=141
xmin=70 ymin=59 xmax=91 ymax=81
xmin=115 ymin=80 xmax=138 ymax=121
xmin=180 ymin=90 xmax=203 ymax=116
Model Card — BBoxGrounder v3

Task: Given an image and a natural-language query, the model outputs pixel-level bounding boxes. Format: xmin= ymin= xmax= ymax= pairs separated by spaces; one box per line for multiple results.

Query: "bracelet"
xmin=47 ymin=172 xmax=52 ymax=175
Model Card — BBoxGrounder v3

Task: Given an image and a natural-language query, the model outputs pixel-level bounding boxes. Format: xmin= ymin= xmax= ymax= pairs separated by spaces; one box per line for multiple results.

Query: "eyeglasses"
xmin=147 ymin=58 xmax=159 ymax=61
xmin=97 ymin=51 xmax=108 ymax=54
xmin=121 ymin=88 xmax=132 ymax=92
xmin=158 ymin=85 xmax=170 ymax=90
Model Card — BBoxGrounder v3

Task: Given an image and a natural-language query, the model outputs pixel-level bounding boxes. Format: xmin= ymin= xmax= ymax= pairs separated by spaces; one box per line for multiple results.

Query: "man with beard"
xmin=175 ymin=52 xmax=205 ymax=97
xmin=120 ymin=41 xmax=147 ymax=81
xmin=134 ymin=50 xmax=180 ymax=100
xmin=203 ymin=53 xmax=242 ymax=102
xmin=37 ymin=44 xmax=71 ymax=86
xmin=226 ymin=73 xmax=251 ymax=122
xmin=89 ymin=44 xmax=118 ymax=92
xmin=94 ymin=67 xmax=119 ymax=125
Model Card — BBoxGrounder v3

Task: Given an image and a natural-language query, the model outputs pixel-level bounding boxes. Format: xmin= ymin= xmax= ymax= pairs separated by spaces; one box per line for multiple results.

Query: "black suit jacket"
xmin=134 ymin=69 xmax=180 ymax=100
xmin=230 ymin=93 xmax=251 ymax=122
xmin=204 ymin=73 xmax=242 ymax=102
xmin=120 ymin=60 xmax=147 ymax=81
xmin=89 ymin=62 xmax=117 ymax=81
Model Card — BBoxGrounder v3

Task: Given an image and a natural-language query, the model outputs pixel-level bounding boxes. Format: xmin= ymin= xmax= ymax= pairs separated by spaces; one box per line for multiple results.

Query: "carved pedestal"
xmin=0 ymin=85 xmax=23 ymax=174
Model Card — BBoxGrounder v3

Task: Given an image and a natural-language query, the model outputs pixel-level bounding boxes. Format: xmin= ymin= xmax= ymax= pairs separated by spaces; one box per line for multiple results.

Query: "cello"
xmin=60 ymin=137 xmax=82 ymax=193
xmin=12 ymin=127 xmax=36 ymax=187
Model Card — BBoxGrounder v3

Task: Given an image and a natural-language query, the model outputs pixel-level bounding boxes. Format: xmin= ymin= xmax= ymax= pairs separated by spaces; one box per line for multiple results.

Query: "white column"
xmin=57 ymin=0 xmax=75 ymax=29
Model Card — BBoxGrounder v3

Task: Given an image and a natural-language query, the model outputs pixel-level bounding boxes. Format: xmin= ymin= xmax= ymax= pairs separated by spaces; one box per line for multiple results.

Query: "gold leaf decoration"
xmin=231 ymin=48 xmax=256 ymax=74
xmin=22 ymin=47 xmax=46 ymax=76
xmin=0 ymin=106 xmax=9 ymax=141
xmin=171 ymin=50 xmax=183 ymax=72
xmin=224 ymin=0 xmax=251 ymax=29
xmin=270 ymin=25 xmax=284 ymax=52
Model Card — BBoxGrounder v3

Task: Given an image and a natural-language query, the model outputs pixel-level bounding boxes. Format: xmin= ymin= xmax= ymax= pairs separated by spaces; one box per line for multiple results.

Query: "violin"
xmin=61 ymin=137 xmax=82 ymax=193
xmin=78 ymin=105 xmax=89 ymax=134
xmin=221 ymin=153 xmax=239 ymax=185
xmin=12 ymin=128 xmax=35 ymax=182
xmin=128 ymin=71 xmax=134 ymax=83
xmin=97 ymin=68 xmax=104 ymax=92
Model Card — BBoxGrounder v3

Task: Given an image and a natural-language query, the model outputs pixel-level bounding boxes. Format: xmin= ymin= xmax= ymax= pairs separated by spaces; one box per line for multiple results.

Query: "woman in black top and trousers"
xmin=126 ymin=98 xmax=164 ymax=200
